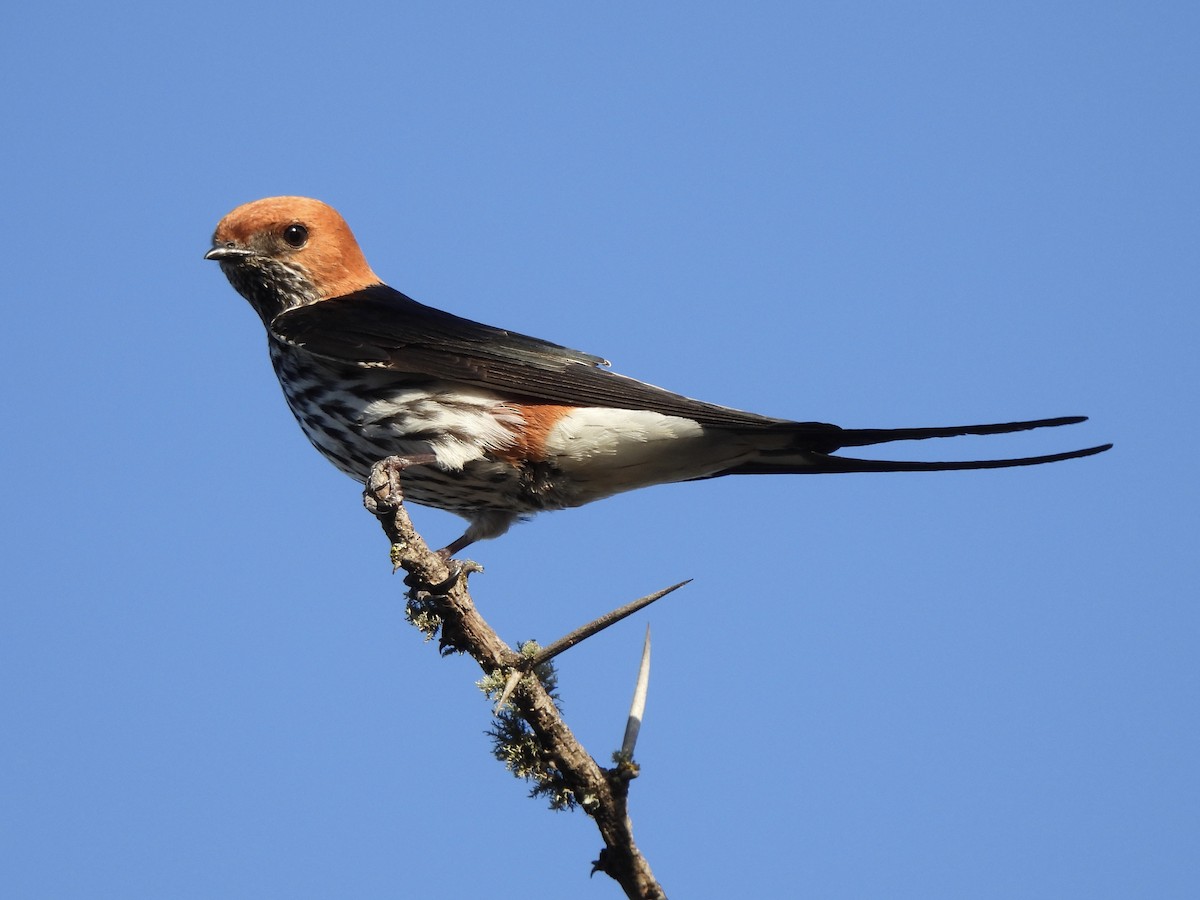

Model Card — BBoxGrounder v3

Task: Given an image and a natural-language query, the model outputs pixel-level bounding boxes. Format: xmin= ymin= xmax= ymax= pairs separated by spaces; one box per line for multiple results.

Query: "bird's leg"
xmin=436 ymin=533 xmax=476 ymax=559
xmin=365 ymin=453 xmax=439 ymax=510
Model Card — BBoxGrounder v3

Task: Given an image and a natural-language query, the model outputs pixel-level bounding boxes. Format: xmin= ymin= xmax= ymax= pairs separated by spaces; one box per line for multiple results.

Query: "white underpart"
xmin=544 ymin=407 xmax=757 ymax=503
xmin=358 ymin=385 xmax=522 ymax=469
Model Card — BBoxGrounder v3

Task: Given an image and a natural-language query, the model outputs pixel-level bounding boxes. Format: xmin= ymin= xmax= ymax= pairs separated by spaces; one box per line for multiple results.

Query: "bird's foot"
xmin=364 ymin=453 xmax=439 ymax=512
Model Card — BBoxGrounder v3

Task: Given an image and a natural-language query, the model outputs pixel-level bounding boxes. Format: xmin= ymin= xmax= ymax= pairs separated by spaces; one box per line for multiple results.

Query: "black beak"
xmin=204 ymin=245 xmax=254 ymax=262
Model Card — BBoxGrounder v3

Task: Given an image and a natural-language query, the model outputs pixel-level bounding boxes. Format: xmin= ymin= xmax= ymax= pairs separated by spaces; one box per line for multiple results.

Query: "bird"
xmin=206 ymin=196 xmax=1110 ymax=557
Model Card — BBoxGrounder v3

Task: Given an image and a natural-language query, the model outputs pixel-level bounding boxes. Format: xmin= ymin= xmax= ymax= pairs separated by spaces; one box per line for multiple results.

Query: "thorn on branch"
xmin=620 ymin=624 xmax=653 ymax=761
xmin=591 ymin=847 xmax=611 ymax=878
xmin=523 ymin=581 xmax=690 ymax=672
xmin=493 ymin=668 xmax=524 ymax=712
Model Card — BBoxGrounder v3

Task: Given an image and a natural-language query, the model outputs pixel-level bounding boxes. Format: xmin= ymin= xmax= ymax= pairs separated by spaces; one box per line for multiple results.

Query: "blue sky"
xmin=2 ymin=3 xmax=1197 ymax=898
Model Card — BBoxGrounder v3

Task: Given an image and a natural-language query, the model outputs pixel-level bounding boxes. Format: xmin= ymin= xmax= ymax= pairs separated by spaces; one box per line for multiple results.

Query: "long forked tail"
xmin=833 ymin=415 xmax=1091 ymax=448
xmin=792 ymin=442 xmax=1111 ymax=475
xmin=728 ymin=415 xmax=1112 ymax=476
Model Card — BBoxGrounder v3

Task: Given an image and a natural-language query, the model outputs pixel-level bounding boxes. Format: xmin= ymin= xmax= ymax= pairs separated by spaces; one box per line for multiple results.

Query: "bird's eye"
xmin=282 ymin=223 xmax=309 ymax=248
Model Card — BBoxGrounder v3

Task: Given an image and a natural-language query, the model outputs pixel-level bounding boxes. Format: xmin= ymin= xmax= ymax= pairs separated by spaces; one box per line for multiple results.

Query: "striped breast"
xmin=266 ymin=341 xmax=578 ymax=517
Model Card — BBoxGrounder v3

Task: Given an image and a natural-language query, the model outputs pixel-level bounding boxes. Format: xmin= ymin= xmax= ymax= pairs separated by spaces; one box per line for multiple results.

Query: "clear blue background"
xmin=2 ymin=3 xmax=1196 ymax=897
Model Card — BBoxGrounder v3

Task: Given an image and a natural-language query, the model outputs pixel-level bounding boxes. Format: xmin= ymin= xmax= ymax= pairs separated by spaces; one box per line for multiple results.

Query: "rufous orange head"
xmin=206 ymin=197 xmax=381 ymax=323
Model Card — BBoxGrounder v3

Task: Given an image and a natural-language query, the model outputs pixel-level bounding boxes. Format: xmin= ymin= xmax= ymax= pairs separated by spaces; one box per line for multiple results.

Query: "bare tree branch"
xmin=363 ymin=466 xmax=668 ymax=900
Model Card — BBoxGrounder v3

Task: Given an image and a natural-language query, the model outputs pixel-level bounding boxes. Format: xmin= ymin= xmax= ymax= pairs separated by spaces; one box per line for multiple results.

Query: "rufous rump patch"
xmin=496 ymin=403 xmax=578 ymax=462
